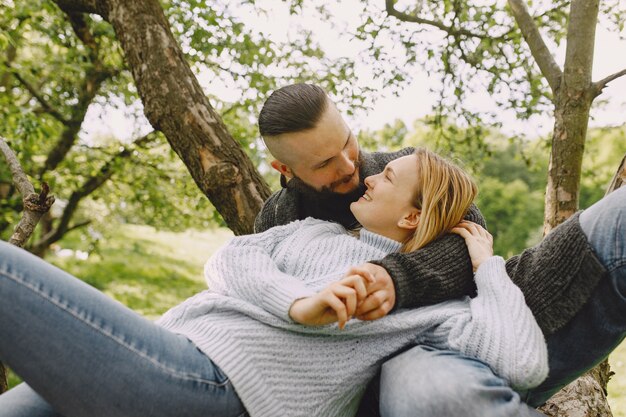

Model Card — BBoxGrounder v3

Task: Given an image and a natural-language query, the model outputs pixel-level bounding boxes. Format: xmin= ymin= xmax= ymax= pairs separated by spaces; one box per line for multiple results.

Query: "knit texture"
xmin=254 ymin=148 xmax=484 ymax=313
xmin=504 ymin=212 xmax=606 ymax=334
xmin=157 ymin=218 xmax=547 ymax=417
xmin=255 ymin=150 xmax=608 ymax=335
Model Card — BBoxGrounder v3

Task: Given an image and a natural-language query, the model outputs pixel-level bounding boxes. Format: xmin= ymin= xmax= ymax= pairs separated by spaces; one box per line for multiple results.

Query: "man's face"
xmin=269 ymin=101 xmax=361 ymax=194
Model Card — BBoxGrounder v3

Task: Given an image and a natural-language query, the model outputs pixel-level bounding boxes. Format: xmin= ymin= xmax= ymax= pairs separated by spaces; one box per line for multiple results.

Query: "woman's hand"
xmin=451 ymin=221 xmax=494 ymax=272
xmin=289 ymin=274 xmax=372 ymax=329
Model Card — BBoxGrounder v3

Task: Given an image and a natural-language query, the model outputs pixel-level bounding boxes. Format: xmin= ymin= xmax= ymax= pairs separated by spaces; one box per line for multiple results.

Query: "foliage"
xmin=358 ymin=118 xmax=626 ymax=257
xmin=579 ymin=126 xmax=626 ymax=209
xmin=0 ymin=0 xmax=376 ymax=248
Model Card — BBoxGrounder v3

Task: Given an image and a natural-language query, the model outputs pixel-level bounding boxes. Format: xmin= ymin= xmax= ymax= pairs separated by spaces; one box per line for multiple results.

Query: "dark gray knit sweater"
xmin=254 ymin=148 xmax=607 ymax=335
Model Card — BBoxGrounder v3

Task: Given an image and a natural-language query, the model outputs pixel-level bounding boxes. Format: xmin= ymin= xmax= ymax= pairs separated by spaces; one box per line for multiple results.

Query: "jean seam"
xmin=606 ymin=258 xmax=626 ymax=273
xmin=1 ymin=269 xmax=231 ymax=388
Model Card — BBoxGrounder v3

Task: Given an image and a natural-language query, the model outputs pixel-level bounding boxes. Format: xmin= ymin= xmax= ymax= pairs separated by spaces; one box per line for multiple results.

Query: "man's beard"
xmin=288 ymin=155 xmax=364 ymax=198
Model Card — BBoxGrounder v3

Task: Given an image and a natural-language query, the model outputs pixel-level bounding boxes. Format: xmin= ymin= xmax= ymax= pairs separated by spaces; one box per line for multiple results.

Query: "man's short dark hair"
xmin=258 ymin=84 xmax=328 ymax=137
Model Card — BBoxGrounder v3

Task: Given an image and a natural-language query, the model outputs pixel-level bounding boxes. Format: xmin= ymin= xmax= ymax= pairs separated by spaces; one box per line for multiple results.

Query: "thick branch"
xmin=562 ymin=0 xmax=599 ymax=95
xmin=0 ymin=137 xmax=35 ymax=196
xmin=0 ymin=136 xmax=55 ymax=247
xmin=78 ymin=0 xmax=272 ymax=235
xmin=592 ymin=68 xmax=626 ymax=98
xmin=385 ymin=0 xmax=490 ymax=39
xmin=507 ymin=0 xmax=563 ymax=94
xmin=54 ymin=0 xmax=108 ymax=18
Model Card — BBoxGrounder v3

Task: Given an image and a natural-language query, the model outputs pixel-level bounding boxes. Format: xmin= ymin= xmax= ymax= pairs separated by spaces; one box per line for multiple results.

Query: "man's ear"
xmin=270 ymin=160 xmax=294 ymax=179
xmin=398 ymin=209 xmax=420 ymax=230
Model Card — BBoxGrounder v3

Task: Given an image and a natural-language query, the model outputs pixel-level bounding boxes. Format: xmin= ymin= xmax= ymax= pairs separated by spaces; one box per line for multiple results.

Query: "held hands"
xmin=450 ymin=221 xmax=494 ymax=272
xmin=289 ymin=263 xmax=396 ymax=329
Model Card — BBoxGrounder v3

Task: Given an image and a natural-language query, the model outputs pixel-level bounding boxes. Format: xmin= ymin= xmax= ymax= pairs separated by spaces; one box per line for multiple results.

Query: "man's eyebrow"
xmin=314 ymin=131 xmax=352 ymax=168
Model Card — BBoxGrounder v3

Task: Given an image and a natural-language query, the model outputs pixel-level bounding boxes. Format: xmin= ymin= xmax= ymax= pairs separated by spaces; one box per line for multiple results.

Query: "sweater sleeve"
xmin=373 ymin=204 xmax=485 ymax=310
xmin=446 ymin=256 xmax=548 ymax=390
xmin=205 ymin=222 xmax=316 ymax=322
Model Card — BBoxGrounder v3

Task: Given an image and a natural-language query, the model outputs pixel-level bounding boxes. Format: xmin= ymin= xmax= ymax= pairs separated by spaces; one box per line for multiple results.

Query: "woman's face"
xmin=350 ymin=154 xmax=420 ymax=241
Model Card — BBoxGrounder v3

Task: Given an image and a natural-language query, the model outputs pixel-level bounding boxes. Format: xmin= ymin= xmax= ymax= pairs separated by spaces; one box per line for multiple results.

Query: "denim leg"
xmin=0 ymin=383 xmax=63 ymax=417
xmin=525 ymin=186 xmax=626 ymax=406
xmin=379 ymin=345 xmax=543 ymax=417
xmin=0 ymin=240 xmax=247 ymax=417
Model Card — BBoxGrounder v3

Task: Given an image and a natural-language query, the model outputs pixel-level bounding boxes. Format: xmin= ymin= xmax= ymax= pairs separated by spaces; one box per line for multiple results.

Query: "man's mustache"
xmin=326 ymin=157 xmax=362 ymax=191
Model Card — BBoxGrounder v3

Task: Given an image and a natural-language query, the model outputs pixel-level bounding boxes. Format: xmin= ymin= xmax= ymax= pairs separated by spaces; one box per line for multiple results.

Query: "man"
xmin=255 ymin=83 xmax=484 ymax=323
xmin=256 ymin=84 xmax=624 ymax=416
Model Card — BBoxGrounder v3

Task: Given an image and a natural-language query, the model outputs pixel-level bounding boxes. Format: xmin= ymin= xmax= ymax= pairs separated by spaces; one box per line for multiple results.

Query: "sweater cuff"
xmin=263 ymin=277 xmax=317 ymax=322
xmin=474 ymin=256 xmax=509 ymax=292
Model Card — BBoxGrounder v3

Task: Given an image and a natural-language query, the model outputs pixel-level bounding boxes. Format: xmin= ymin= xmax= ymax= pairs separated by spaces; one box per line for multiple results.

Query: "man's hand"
xmin=289 ymin=274 xmax=372 ymax=329
xmin=347 ymin=263 xmax=396 ymax=321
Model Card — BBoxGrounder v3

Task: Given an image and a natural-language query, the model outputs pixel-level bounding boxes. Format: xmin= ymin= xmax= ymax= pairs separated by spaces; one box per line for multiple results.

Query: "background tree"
xmin=0 ymin=0 xmax=374 ymax=253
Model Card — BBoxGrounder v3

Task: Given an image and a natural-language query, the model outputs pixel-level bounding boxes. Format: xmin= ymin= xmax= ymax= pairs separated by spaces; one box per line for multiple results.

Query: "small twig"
xmin=0 ymin=136 xmax=55 ymax=247
xmin=385 ymin=0 xmax=490 ymax=39
xmin=592 ymin=68 xmax=626 ymax=98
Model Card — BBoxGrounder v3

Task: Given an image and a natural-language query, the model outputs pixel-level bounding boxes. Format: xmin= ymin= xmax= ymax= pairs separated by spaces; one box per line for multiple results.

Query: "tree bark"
xmin=538 ymin=360 xmax=614 ymax=417
xmin=543 ymin=0 xmax=599 ymax=234
xmin=53 ymin=0 xmax=272 ymax=235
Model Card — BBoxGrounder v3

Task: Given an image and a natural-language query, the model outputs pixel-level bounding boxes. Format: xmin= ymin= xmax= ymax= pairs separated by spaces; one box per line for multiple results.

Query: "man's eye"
xmin=317 ymin=161 xmax=330 ymax=169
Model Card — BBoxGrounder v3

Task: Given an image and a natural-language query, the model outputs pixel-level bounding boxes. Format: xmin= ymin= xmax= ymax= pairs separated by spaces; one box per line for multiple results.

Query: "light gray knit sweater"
xmin=157 ymin=218 xmax=547 ymax=417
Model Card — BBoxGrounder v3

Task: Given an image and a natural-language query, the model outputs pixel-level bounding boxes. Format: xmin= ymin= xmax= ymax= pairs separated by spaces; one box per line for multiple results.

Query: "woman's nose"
xmin=364 ymin=175 xmax=374 ymax=188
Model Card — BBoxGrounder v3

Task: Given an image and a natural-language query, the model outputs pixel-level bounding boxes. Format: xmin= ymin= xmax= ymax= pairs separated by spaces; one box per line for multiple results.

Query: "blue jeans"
xmin=0 ymin=241 xmax=248 ymax=417
xmin=375 ymin=186 xmax=626 ymax=417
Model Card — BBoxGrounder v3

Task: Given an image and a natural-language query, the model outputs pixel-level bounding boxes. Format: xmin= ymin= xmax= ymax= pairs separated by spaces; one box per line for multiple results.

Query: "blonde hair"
xmin=401 ymin=148 xmax=477 ymax=252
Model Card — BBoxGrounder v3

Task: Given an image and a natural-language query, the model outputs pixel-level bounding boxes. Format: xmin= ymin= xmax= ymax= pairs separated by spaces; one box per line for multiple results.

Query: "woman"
xmin=0 ymin=149 xmax=547 ymax=417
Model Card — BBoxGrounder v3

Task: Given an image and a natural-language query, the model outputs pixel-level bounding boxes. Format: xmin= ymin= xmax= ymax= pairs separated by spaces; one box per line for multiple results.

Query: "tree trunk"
xmin=543 ymin=0 xmax=598 ymax=234
xmin=543 ymin=90 xmax=592 ymax=234
xmin=54 ymin=0 xmax=272 ymax=235
xmin=538 ymin=360 xmax=614 ymax=417
xmin=539 ymin=1 xmax=615 ymax=415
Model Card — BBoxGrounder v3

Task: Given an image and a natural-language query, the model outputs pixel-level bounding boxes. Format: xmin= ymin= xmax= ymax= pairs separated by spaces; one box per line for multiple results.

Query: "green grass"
xmin=4 ymin=224 xmax=626 ymax=416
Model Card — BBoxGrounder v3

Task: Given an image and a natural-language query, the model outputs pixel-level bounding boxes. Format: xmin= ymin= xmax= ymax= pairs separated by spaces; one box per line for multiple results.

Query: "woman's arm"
xmin=371 ymin=204 xmax=485 ymax=311
xmin=447 ymin=222 xmax=548 ymax=390
xmin=205 ymin=221 xmax=316 ymax=321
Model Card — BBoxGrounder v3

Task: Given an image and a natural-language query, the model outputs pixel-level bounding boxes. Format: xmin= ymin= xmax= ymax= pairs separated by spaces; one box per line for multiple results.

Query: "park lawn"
xmin=5 ymin=224 xmax=626 ymax=416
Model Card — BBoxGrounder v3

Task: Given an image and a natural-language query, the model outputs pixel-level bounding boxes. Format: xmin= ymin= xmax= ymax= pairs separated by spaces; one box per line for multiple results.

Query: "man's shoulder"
xmin=361 ymin=147 xmax=415 ymax=176
xmin=254 ymin=188 xmax=300 ymax=233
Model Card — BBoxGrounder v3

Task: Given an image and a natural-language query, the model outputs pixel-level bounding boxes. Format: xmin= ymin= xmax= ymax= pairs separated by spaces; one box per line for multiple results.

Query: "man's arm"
xmin=372 ymin=204 xmax=486 ymax=310
xmin=254 ymin=188 xmax=301 ymax=233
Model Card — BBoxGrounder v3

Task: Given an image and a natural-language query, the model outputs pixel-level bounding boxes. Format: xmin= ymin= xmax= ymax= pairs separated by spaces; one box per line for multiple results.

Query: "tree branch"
xmin=39 ymin=11 xmax=117 ymax=178
xmin=10 ymin=69 xmax=70 ymax=125
xmin=54 ymin=0 xmax=108 ymax=18
xmin=562 ymin=0 xmax=599 ymax=95
xmin=385 ymin=0 xmax=490 ymax=39
xmin=592 ymin=68 xmax=626 ymax=98
xmin=0 ymin=136 xmax=55 ymax=247
xmin=32 ymin=132 xmax=158 ymax=251
xmin=507 ymin=0 xmax=563 ymax=94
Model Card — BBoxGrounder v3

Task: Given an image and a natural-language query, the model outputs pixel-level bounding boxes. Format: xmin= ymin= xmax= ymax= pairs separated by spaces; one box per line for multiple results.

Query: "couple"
xmin=0 ymin=83 xmax=623 ymax=417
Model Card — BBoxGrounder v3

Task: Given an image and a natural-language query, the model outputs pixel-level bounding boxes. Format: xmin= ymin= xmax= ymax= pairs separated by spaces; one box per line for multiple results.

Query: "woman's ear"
xmin=270 ymin=160 xmax=294 ymax=179
xmin=398 ymin=209 xmax=420 ymax=230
